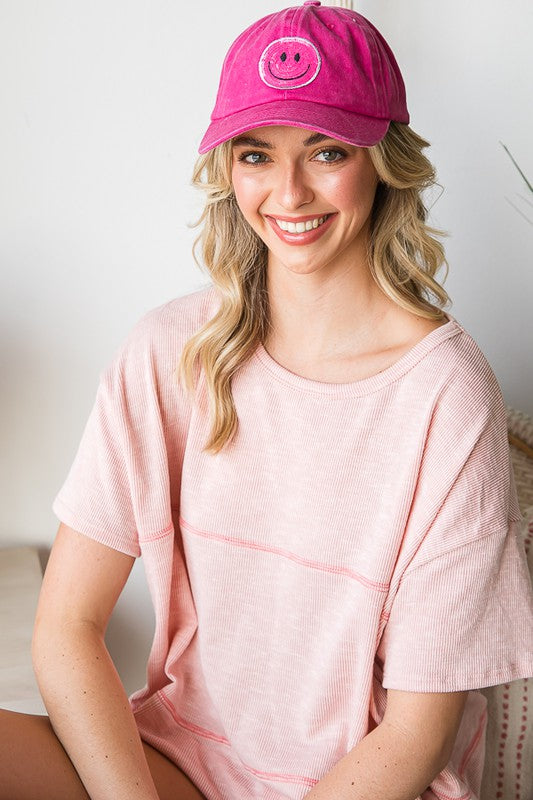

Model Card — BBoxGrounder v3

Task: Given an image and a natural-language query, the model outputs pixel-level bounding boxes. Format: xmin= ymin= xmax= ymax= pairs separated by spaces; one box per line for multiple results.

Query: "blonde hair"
xmin=179 ymin=122 xmax=449 ymax=453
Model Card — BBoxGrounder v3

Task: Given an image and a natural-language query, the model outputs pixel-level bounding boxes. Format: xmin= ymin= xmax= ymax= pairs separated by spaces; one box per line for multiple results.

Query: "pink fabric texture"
xmin=53 ymin=286 xmax=533 ymax=800
xmin=198 ymin=2 xmax=409 ymax=153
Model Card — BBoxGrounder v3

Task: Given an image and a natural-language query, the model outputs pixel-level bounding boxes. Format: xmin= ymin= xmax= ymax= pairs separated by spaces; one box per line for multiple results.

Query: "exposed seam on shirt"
xmin=139 ymin=522 xmax=174 ymax=542
xmin=158 ymin=690 xmax=318 ymax=788
xmin=243 ymin=763 xmax=317 ymax=788
xmin=180 ymin=516 xmax=389 ymax=592
xmin=158 ymin=691 xmax=229 ymax=745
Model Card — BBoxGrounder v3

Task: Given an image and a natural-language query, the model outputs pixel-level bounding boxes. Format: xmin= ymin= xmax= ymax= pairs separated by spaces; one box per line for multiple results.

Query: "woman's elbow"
xmin=32 ymin=613 xmax=101 ymax=680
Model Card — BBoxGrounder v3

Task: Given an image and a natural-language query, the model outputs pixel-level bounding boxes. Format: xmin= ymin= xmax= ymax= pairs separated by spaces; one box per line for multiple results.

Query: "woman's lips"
xmin=265 ymin=213 xmax=337 ymax=245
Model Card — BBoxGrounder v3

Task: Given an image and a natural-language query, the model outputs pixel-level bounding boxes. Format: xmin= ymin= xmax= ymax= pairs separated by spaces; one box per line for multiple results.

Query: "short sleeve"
xmin=377 ymin=361 xmax=533 ymax=692
xmin=51 ymin=305 xmax=188 ymax=557
xmin=52 ymin=290 xmax=216 ymax=558
xmin=378 ymin=521 xmax=533 ymax=691
xmin=53 ymin=356 xmax=142 ymax=557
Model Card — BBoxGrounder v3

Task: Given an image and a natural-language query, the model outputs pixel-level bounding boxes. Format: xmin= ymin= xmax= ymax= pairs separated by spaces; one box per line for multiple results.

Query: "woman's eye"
xmin=315 ymin=149 xmax=344 ymax=163
xmin=238 ymin=152 xmax=269 ymax=165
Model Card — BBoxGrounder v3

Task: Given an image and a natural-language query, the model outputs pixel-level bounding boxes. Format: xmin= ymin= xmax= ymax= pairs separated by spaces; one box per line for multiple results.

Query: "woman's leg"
xmin=0 ymin=709 xmax=206 ymax=800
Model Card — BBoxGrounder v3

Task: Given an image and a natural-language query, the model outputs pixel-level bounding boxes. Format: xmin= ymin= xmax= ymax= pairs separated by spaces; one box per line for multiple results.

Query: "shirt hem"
xmin=382 ymin=663 xmax=533 ymax=692
xmin=52 ymin=495 xmax=141 ymax=558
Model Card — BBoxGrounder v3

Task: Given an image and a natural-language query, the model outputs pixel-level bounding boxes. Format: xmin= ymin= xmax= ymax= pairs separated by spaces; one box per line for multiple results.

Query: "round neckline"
xmin=253 ymin=316 xmax=462 ymax=397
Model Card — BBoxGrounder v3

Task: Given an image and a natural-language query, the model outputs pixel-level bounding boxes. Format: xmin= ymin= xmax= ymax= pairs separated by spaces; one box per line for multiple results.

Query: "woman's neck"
xmin=265 ymin=260 xmax=393 ymax=359
xmin=263 ymin=261 xmax=445 ymax=383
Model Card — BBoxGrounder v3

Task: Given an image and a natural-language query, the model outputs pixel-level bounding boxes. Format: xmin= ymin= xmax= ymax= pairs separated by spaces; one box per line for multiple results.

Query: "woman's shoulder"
xmin=98 ymin=284 xmax=219 ymax=391
xmin=132 ymin=283 xmax=219 ymax=341
xmin=409 ymin=316 xmax=508 ymax=445
xmin=431 ymin=317 xmax=502 ymax=399
xmin=114 ymin=284 xmax=217 ymax=358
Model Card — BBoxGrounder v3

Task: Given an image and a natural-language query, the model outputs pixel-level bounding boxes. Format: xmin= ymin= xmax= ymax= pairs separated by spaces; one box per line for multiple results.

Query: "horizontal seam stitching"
xmin=157 ymin=691 xmax=318 ymax=787
xmin=243 ymin=764 xmax=317 ymax=787
xmin=180 ymin=517 xmax=389 ymax=592
xmin=158 ymin=691 xmax=229 ymax=745
xmin=139 ymin=522 xmax=174 ymax=542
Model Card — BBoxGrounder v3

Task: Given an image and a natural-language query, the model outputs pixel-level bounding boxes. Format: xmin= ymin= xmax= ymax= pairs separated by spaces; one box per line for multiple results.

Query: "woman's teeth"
xmin=275 ymin=215 xmax=329 ymax=233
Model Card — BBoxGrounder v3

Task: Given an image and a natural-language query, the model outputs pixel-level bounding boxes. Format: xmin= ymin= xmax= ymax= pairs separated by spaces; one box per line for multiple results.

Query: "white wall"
xmin=359 ymin=0 xmax=533 ymax=416
xmin=1 ymin=1 xmax=532 ymax=692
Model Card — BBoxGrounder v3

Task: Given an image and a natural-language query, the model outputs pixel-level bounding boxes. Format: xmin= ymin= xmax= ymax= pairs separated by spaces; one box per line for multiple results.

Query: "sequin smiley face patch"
xmin=259 ymin=37 xmax=321 ymax=90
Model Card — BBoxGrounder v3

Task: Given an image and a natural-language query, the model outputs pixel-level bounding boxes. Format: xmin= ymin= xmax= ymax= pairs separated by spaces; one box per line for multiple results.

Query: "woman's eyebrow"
xmin=302 ymin=132 xmax=330 ymax=146
xmin=232 ymin=132 xmax=332 ymax=149
xmin=232 ymin=135 xmax=273 ymax=149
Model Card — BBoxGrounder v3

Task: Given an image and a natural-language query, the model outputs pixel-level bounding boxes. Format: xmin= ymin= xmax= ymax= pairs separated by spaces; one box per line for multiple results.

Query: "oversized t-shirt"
xmin=53 ymin=286 xmax=533 ymax=800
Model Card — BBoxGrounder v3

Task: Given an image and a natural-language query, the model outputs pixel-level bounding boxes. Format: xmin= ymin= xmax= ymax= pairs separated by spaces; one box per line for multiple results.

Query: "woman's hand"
xmin=304 ymin=689 xmax=468 ymax=800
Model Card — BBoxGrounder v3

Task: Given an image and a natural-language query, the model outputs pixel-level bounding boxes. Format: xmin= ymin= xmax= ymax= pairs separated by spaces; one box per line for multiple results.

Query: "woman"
xmin=1 ymin=3 xmax=532 ymax=799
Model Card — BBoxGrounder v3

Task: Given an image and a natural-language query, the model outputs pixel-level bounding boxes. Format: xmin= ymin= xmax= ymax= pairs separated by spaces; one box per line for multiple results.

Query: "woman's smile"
xmin=231 ymin=125 xmax=379 ymax=277
xmin=265 ymin=212 xmax=337 ymax=245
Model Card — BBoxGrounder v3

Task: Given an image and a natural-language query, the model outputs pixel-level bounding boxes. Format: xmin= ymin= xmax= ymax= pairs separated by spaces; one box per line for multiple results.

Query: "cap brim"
xmin=198 ymin=99 xmax=390 ymax=153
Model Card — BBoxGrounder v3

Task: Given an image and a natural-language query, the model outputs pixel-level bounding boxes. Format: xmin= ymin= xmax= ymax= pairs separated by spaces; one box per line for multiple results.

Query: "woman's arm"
xmin=32 ymin=523 xmax=160 ymax=800
xmin=304 ymin=689 xmax=467 ymax=800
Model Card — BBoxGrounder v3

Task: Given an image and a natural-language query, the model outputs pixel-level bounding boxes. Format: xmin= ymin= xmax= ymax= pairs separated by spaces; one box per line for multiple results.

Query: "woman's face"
xmin=231 ymin=125 xmax=379 ymax=280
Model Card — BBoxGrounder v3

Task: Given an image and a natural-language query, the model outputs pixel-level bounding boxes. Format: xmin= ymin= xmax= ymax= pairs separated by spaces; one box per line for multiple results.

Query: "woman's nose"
xmin=274 ymin=162 xmax=314 ymax=210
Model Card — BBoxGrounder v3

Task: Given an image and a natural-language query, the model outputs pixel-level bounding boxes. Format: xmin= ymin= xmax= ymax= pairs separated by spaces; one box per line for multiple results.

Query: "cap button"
xmin=303 ymin=1 xmax=321 ymax=5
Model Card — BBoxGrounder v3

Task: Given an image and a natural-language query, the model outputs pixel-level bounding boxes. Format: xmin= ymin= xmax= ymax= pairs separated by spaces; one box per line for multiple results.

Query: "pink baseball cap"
xmin=198 ymin=1 xmax=409 ymax=154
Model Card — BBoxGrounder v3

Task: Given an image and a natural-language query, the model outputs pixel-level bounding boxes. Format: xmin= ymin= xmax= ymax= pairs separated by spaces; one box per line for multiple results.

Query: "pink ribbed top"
xmin=53 ymin=286 xmax=533 ymax=800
